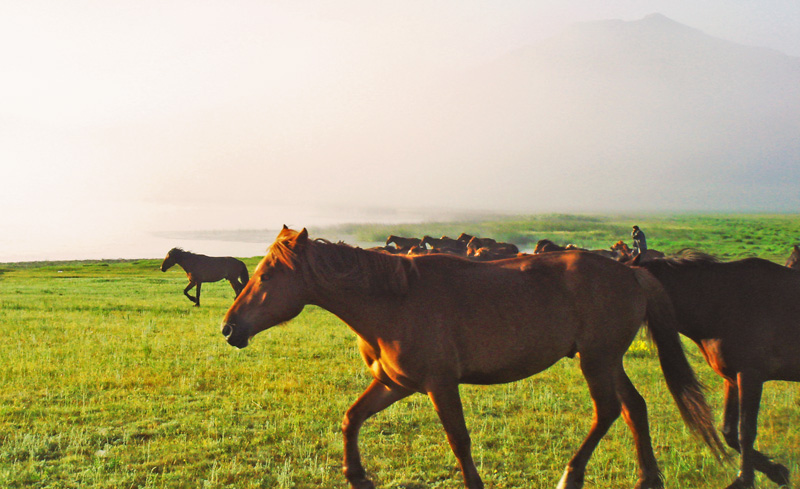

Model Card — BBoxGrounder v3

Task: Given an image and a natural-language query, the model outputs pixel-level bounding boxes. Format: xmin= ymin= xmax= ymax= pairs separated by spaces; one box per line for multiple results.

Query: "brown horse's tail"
xmin=633 ymin=268 xmax=726 ymax=460
xmin=239 ymin=262 xmax=250 ymax=286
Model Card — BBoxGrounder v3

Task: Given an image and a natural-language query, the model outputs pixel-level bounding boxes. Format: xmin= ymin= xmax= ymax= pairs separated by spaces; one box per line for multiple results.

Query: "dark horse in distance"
xmin=221 ymin=227 xmax=723 ymax=489
xmin=161 ymin=248 xmax=249 ymax=306
xmin=636 ymin=250 xmax=800 ymax=489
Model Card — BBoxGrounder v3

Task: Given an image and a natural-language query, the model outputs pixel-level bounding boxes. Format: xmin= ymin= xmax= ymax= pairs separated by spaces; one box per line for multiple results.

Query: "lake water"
xmin=0 ymin=202 xmax=490 ymax=263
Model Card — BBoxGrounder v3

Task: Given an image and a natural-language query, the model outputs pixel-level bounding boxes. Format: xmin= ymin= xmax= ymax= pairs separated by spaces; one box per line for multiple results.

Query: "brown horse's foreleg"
xmin=183 ymin=281 xmax=199 ymax=306
xmin=427 ymin=383 xmax=484 ymax=489
xmin=342 ymin=379 xmax=411 ymax=489
xmin=558 ymin=358 xmax=621 ymax=489
xmin=723 ymin=373 xmax=790 ymax=489
xmin=614 ymin=368 xmax=664 ymax=489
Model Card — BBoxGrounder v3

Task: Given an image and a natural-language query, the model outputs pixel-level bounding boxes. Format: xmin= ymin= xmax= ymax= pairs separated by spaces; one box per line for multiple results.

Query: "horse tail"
xmin=633 ymin=267 xmax=727 ymax=460
xmin=239 ymin=262 xmax=250 ymax=285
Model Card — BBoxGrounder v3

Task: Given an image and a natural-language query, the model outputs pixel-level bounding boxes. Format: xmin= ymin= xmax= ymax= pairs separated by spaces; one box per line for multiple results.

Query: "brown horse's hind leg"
xmin=427 ymin=383 xmax=484 ymax=489
xmin=558 ymin=357 xmax=621 ymax=489
xmin=614 ymin=368 xmax=664 ymax=489
xmin=723 ymin=374 xmax=790 ymax=489
xmin=342 ymin=379 xmax=411 ymax=489
xmin=184 ymin=281 xmax=199 ymax=306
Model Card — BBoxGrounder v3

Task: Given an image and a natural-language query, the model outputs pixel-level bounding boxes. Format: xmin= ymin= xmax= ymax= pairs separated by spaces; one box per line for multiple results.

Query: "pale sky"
xmin=2 ymin=1 xmax=799 ymax=261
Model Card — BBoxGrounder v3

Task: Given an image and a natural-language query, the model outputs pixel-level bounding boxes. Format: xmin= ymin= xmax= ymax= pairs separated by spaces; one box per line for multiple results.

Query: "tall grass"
xmin=1 ymin=215 xmax=799 ymax=488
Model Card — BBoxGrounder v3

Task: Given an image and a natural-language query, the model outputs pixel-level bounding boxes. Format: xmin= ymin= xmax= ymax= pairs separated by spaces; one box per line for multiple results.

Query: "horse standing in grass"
xmin=221 ymin=227 xmax=723 ymax=489
xmin=635 ymin=250 xmax=800 ymax=489
xmin=161 ymin=248 xmax=249 ymax=307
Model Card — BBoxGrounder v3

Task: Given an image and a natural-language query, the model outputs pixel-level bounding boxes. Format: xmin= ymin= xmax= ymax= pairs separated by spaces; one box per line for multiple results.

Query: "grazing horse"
xmin=161 ymin=248 xmax=249 ymax=307
xmin=222 ymin=227 xmax=723 ymax=489
xmin=385 ymin=235 xmax=421 ymax=250
xmin=786 ymin=244 xmax=800 ymax=270
xmin=635 ymin=250 xmax=800 ymax=489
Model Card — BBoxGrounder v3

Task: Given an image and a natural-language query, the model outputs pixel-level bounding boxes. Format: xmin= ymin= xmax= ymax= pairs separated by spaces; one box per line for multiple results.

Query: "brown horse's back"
xmin=378 ymin=252 xmax=646 ymax=385
xmin=641 ymin=256 xmax=800 ymax=381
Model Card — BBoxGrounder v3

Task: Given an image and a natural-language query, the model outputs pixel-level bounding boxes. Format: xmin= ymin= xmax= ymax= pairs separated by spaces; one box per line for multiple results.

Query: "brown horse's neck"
xmin=300 ymin=241 xmax=415 ymax=340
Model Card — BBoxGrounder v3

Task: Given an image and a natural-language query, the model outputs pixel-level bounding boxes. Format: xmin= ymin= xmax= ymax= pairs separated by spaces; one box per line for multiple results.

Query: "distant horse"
xmin=611 ymin=240 xmax=633 ymax=260
xmin=456 ymin=233 xmax=477 ymax=244
xmin=222 ymin=227 xmax=723 ymax=489
xmin=636 ymin=250 xmax=800 ymax=488
xmin=385 ymin=235 xmax=421 ymax=250
xmin=161 ymin=248 xmax=249 ymax=307
xmin=785 ymin=244 xmax=800 ymax=270
xmin=465 ymin=236 xmax=519 ymax=259
xmin=533 ymin=239 xmax=568 ymax=254
xmin=420 ymin=235 xmax=466 ymax=254
xmin=612 ymin=241 xmax=664 ymax=263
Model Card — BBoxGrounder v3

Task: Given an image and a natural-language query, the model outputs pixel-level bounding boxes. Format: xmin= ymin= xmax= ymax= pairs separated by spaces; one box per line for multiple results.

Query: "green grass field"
xmin=1 ymin=214 xmax=798 ymax=488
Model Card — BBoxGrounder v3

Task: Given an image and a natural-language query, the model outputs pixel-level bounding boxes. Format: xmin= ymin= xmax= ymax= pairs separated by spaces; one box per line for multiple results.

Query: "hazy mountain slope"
xmin=411 ymin=14 xmax=800 ymax=211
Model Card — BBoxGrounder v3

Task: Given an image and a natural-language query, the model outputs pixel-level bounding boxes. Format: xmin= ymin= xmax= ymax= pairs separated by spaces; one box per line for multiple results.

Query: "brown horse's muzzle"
xmin=221 ymin=321 xmax=250 ymax=349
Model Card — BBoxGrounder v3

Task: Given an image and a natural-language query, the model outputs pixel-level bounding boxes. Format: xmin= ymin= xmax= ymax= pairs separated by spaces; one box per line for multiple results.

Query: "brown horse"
xmin=533 ymin=239 xmax=568 ymax=254
xmin=420 ymin=235 xmax=466 ymax=254
xmin=635 ymin=250 xmax=800 ymax=488
xmin=785 ymin=244 xmax=800 ymax=269
xmin=385 ymin=235 xmax=421 ymax=250
xmin=161 ymin=248 xmax=249 ymax=306
xmin=221 ymin=227 xmax=723 ymax=489
xmin=612 ymin=241 xmax=665 ymax=263
xmin=465 ymin=236 xmax=519 ymax=259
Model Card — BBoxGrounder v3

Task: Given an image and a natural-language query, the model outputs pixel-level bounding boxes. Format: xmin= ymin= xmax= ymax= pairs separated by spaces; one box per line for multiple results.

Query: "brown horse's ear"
xmin=282 ymin=224 xmax=289 ymax=230
xmin=297 ymin=228 xmax=309 ymax=244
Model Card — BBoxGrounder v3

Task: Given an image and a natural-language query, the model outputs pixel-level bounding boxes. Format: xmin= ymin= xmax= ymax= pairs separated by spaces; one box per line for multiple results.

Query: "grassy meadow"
xmin=1 ymin=214 xmax=799 ymax=488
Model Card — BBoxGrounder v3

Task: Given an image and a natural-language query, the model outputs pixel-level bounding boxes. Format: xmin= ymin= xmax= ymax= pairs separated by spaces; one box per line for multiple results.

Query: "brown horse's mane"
xmin=268 ymin=235 xmax=417 ymax=296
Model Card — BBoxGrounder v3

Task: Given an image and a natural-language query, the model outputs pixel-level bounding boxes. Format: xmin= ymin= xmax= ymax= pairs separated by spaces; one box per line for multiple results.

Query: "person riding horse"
xmin=631 ymin=225 xmax=647 ymax=258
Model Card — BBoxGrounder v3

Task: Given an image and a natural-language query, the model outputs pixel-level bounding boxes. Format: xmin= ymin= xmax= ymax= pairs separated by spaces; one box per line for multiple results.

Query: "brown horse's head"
xmin=221 ymin=226 xmax=309 ymax=348
xmin=610 ymin=240 xmax=630 ymax=252
xmin=160 ymin=248 xmax=183 ymax=272
xmin=786 ymin=245 xmax=800 ymax=270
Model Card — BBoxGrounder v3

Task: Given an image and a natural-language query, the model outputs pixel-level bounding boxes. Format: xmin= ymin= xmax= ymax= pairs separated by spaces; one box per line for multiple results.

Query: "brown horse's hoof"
xmin=634 ymin=476 xmax=665 ymax=489
xmin=347 ymin=478 xmax=375 ymax=489
xmin=724 ymin=477 xmax=754 ymax=489
xmin=765 ymin=463 xmax=790 ymax=486
xmin=556 ymin=468 xmax=584 ymax=489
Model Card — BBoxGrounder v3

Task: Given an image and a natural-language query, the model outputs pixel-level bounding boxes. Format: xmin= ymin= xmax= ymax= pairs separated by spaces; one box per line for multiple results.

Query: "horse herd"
xmin=162 ymin=231 xmax=800 ymax=489
xmin=375 ymin=233 xmax=521 ymax=260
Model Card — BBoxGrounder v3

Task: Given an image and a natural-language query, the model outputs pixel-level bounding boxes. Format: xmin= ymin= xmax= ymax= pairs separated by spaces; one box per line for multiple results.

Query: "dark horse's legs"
xmin=183 ymin=281 xmax=200 ymax=306
xmin=721 ymin=376 xmax=790 ymax=489
xmin=342 ymin=379 xmax=411 ymax=489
